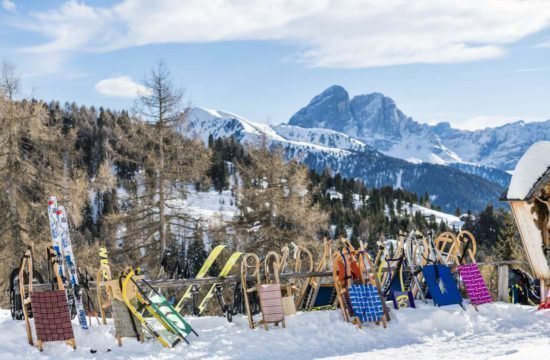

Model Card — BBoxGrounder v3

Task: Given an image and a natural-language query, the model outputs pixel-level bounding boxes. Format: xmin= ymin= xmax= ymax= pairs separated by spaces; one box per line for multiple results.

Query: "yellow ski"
xmin=175 ymin=244 xmax=226 ymax=312
xmin=197 ymin=252 xmax=243 ymax=315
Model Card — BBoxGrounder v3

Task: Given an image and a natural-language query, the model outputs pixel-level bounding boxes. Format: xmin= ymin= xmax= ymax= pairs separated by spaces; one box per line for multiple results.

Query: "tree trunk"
xmin=158 ymin=96 xmax=166 ymax=254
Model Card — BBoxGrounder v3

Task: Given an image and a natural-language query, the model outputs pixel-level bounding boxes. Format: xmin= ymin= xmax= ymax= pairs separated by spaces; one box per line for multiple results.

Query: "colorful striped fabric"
xmin=457 ymin=264 xmax=492 ymax=306
xmin=348 ymin=284 xmax=384 ymax=323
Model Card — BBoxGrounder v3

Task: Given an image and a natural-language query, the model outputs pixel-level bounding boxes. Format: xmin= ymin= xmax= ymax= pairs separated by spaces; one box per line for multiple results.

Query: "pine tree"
xmin=186 ymin=221 xmax=207 ymax=276
xmin=495 ymin=209 xmax=525 ymax=262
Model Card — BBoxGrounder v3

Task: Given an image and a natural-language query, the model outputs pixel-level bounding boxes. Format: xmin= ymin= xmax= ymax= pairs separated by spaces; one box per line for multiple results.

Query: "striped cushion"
xmin=457 ymin=264 xmax=492 ymax=305
xmin=259 ymin=284 xmax=285 ymax=323
xmin=348 ymin=284 xmax=384 ymax=323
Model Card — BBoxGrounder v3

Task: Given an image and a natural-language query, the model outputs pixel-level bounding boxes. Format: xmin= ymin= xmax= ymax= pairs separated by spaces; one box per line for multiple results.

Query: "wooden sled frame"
xmin=452 ymin=231 xmax=492 ymax=310
xmin=378 ymin=234 xmax=405 ymax=287
xmin=404 ymin=231 xmax=430 ymax=303
xmin=265 ymin=250 xmax=296 ymax=316
xmin=333 ymin=239 xmax=388 ymax=328
xmin=242 ymin=253 xmax=286 ymax=330
xmin=434 ymin=232 xmax=459 ymax=264
xmin=299 ymin=238 xmax=337 ymax=310
xmin=21 ymin=246 xmax=76 ymax=351
xmin=291 ymin=244 xmax=315 ymax=309
xmin=96 ymin=264 xmax=144 ymax=346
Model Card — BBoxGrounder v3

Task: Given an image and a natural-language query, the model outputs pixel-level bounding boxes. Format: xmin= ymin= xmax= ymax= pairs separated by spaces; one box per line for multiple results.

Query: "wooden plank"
xmin=29 ymin=260 xmax=527 ymax=293
xmin=498 ymin=265 xmax=509 ymax=302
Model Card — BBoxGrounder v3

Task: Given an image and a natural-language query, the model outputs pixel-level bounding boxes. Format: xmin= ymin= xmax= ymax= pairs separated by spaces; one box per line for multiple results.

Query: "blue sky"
xmin=1 ymin=0 xmax=550 ymax=130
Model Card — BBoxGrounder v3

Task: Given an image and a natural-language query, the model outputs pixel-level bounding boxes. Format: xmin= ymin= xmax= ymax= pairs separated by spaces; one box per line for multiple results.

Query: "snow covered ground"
xmin=1 ymin=302 xmax=548 ymax=359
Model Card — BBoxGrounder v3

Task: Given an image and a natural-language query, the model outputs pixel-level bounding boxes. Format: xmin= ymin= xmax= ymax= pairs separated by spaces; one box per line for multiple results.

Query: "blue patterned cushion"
xmin=348 ymin=284 xmax=384 ymax=323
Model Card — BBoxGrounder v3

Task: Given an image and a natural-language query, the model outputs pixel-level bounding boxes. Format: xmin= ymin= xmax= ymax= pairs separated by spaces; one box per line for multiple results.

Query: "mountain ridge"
xmin=288 ymin=85 xmax=550 ymax=170
xmin=182 ymin=106 xmax=508 ymax=212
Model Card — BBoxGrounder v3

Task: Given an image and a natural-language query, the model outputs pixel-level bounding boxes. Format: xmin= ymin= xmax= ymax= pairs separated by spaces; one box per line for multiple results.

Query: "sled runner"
xmin=291 ymin=244 xmax=315 ymax=309
xmin=403 ymin=231 xmax=429 ymax=304
xmin=242 ymin=253 xmax=286 ymax=330
xmin=9 ymin=259 xmax=44 ymax=320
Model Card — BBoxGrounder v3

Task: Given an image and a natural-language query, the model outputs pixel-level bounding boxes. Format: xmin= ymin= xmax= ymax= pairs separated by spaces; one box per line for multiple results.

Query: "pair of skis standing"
xmin=47 ymin=196 xmax=88 ymax=330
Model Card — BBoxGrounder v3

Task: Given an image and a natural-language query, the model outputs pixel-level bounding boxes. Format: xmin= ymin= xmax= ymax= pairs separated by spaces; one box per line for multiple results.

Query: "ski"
xmin=174 ymin=244 xmax=227 ymax=312
xmin=98 ymin=245 xmax=111 ymax=281
xmin=197 ymin=252 xmax=243 ymax=315
xmin=47 ymin=196 xmax=76 ymax=318
xmin=56 ymin=205 xmax=88 ymax=330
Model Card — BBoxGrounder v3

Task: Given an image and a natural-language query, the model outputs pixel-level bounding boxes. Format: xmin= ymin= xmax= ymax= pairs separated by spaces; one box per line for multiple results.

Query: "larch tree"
xmin=0 ymin=61 xmax=86 ymax=285
xmin=107 ymin=62 xmax=210 ymax=270
xmin=235 ymin=144 xmax=328 ymax=253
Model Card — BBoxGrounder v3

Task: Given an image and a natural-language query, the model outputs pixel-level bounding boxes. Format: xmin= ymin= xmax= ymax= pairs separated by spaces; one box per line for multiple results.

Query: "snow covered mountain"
xmin=183 ymin=107 xmax=505 ymax=212
xmin=289 ymin=85 xmax=550 ymax=171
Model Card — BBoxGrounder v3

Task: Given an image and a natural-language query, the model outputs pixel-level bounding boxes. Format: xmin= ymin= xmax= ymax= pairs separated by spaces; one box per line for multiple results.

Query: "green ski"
xmin=197 ymin=252 xmax=243 ymax=315
xmin=175 ymin=244 xmax=226 ymax=312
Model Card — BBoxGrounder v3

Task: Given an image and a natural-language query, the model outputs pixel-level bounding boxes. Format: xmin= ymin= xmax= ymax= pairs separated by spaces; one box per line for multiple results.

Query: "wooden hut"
xmin=504 ymin=141 xmax=550 ymax=303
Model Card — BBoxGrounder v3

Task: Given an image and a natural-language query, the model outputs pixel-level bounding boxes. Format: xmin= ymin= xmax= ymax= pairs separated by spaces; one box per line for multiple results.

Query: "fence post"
xmin=497 ymin=265 xmax=509 ymax=302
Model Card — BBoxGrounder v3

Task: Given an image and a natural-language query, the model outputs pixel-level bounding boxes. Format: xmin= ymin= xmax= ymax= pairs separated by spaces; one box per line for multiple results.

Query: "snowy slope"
xmin=274 ymin=124 xmax=368 ymax=152
xmin=184 ymin=107 xmax=350 ymax=155
xmin=1 ymin=303 xmax=548 ymax=359
xmin=181 ymin=107 xmax=506 ymax=212
xmin=401 ymin=203 xmax=463 ymax=229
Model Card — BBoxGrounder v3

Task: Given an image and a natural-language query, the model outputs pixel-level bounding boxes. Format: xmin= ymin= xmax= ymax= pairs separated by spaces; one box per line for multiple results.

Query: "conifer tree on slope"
xmin=107 ymin=61 xmax=210 ymax=270
xmin=235 ymin=144 xmax=328 ymax=253
xmin=0 ymin=61 xmax=86 ymax=295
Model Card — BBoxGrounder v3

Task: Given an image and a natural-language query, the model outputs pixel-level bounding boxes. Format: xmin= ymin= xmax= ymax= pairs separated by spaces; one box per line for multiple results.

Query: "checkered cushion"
xmin=259 ymin=284 xmax=285 ymax=323
xmin=30 ymin=290 xmax=74 ymax=342
xmin=457 ymin=264 xmax=492 ymax=306
xmin=348 ymin=284 xmax=384 ymax=323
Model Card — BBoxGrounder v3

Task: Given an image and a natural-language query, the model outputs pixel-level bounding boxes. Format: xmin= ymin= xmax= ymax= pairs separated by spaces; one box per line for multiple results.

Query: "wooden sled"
xmin=453 ymin=231 xmax=492 ymax=309
xmin=20 ymin=246 xmax=76 ymax=352
xmin=333 ymin=239 xmax=388 ymax=328
xmin=265 ymin=250 xmax=296 ymax=316
xmin=299 ymin=238 xmax=337 ymax=311
xmin=96 ymin=264 xmax=144 ymax=346
xmin=242 ymin=253 xmax=286 ymax=330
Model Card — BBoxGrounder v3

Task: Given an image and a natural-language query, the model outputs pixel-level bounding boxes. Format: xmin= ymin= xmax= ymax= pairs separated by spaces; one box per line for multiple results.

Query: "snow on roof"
xmin=507 ymin=141 xmax=550 ymax=200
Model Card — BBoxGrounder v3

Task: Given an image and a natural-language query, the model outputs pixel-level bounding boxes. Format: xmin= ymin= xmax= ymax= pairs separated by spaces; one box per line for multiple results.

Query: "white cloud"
xmin=534 ymin=38 xmax=550 ymax=48
xmin=516 ymin=67 xmax=550 ymax=72
xmin=95 ymin=76 xmax=151 ymax=98
xmin=2 ymin=0 xmax=16 ymax=12
xmin=15 ymin=0 xmax=550 ymax=68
